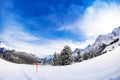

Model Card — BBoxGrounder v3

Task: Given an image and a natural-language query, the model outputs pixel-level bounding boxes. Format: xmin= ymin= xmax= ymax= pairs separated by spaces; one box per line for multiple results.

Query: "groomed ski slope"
xmin=0 ymin=47 xmax=120 ymax=80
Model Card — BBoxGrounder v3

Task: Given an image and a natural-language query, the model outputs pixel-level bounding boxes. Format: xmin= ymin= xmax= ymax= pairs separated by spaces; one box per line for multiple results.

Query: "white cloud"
xmin=3 ymin=0 xmax=120 ymax=56
xmin=2 ymin=26 xmax=39 ymax=41
xmin=80 ymin=1 xmax=120 ymax=38
xmin=60 ymin=1 xmax=120 ymax=40
xmin=0 ymin=24 xmax=94 ymax=57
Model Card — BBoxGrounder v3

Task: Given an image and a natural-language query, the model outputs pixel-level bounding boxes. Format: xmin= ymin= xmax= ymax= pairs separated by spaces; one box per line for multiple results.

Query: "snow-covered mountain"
xmin=0 ymin=41 xmax=8 ymax=48
xmin=39 ymin=26 xmax=120 ymax=64
xmin=0 ymin=26 xmax=120 ymax=79
xmin=0 ymin=41 xmax=37 ymax=64
xmin=0 ymin=44 xmax=120 ymax=80
xmin=75 ymin=26 xmax=120 ymax=57
xmin=72 ymin=48 xmax=83 ymax=57
xmin=1 ymin=26 xmax=120 ymax=64
xmin=39 ymin=55 xmax=53 ymax=64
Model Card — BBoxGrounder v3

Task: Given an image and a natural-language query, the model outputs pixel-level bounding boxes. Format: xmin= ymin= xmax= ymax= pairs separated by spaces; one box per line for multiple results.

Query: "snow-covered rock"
xmin=72 ymin=48 xmax=81 ymax=56
xmin=81 ymin=26 xmax=120 ymax=56
xmin=0 ymin=41 xmax=9 ymax=49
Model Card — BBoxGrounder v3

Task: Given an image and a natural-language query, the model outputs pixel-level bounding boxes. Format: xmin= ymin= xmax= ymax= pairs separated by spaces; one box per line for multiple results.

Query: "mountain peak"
xmin=112 ymin=26 xmax=120 ymax=36
xmin=94 ymin=26 xmax=120 ymax=45
xmin=81 ymin=26 xmax=120 ymax=56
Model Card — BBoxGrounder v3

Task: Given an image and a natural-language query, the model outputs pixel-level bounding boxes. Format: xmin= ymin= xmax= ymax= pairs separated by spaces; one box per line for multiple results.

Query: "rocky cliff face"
xmin=74 ymin=26 xmax=120 ymax=57
xmin=0 ymin=42 xmax=37 ymax=64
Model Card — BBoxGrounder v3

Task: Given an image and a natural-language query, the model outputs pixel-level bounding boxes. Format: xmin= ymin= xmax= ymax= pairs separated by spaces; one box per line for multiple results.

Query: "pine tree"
xmin=59 ymin=45 xmax=73 ymax=65
xmin=83 ymin=53 xmax=88 ymax=60
xmin=52 ymin=52 xmax=59 ymax=65
xmin=43 ymin=57 xmax=47 ymax=65
xmin=83 ymin=52 xmax=92 ymax=60
xmin=75 ymin=51 xmax=82 ymax=62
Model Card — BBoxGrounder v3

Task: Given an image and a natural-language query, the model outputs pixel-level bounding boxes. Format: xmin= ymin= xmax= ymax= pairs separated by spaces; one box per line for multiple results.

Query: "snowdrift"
xmin=0 ymin=46 xmax=120 ymax=80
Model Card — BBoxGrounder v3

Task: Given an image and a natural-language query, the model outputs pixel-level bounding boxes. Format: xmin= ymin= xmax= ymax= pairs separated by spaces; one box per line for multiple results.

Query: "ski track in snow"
xmin=0 ymin=46 xmax=120 ymax=80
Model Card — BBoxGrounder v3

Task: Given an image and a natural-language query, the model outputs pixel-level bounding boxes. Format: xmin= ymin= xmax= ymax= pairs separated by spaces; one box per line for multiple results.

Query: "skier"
xmin=36 ymin=61 xmax=39 ymax=73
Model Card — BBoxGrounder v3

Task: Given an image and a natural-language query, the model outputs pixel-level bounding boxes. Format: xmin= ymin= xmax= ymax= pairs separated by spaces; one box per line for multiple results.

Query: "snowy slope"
xmin=78 ymin=26 xmax=120 ymax=56
xmin=0 ymin=46 xmax=120 ymax=80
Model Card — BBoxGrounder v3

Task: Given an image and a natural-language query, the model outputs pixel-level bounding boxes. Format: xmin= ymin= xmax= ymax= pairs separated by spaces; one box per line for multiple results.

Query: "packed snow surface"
xmin=0 ymin=46 xmax=120 ymax=80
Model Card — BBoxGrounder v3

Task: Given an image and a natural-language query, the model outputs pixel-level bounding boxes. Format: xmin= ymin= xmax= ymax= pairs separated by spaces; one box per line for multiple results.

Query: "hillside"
xmin=0 ymin=42 xmax=37 ymax=64
xmin=0 ymin=46 xmax=120 ymax=80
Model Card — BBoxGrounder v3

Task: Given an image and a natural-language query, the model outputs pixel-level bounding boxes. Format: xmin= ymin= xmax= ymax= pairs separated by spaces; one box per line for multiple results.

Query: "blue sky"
xmin=1 ymin=0 xmax=120 ymax=56
xmin=1 ymin=0 xmax=95 ymax=41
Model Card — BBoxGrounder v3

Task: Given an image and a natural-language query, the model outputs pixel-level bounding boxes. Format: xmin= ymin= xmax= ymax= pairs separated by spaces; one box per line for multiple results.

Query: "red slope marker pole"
xmin=36 ymin=61 xmax=39 ymax=73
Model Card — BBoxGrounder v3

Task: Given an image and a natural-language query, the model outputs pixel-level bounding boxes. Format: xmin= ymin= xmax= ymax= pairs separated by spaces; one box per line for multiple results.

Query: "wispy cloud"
xmin=2 ymin=0 xmax=120 ymax=57
xmin=0 ymin=25 xmax=93 ymax=56
xmin=59 ymin=1 xmax=120 ymax=39
xmin=1 ymin=0 xmax=93 ymax=56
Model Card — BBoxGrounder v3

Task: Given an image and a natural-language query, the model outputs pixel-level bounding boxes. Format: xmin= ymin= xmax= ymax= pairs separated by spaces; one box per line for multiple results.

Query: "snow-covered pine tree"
xmin=59 ymin=45 xmax=73 ymax=65
xmin=83 ymin=53 xmax=88 ymax=60
xmin=43 ymin=57 xmax=47 ymax=65
xmin=52 ymin=52 xmax=59 ymax=65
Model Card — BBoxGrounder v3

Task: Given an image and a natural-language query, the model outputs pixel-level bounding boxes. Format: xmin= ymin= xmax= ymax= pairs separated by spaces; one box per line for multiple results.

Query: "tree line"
xmin=41 ymin=44 xmax=109 ymax=66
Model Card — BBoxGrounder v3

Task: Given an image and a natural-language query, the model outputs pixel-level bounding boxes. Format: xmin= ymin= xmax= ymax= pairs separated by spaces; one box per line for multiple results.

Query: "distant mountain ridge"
xmin=0 ymin=42 xmax=37 ymax=64
xmin=40 ymin=26 xmax=120 ymax=65
xmin=74 ymin=26 xmax=120 ymax=57
xmin=0 ymin=26 xmax=120 ymax=65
